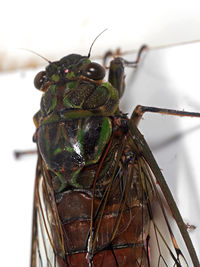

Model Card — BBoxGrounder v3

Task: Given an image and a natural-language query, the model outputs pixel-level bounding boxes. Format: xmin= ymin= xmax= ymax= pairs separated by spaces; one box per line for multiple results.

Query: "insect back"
xmin=33 ymin=53 xmax=120 ymax=192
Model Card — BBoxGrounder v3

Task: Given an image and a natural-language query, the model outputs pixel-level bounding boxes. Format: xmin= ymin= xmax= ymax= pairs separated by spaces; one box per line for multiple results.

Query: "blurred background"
xmin=1 ymin=0 xmax=200 ymax=266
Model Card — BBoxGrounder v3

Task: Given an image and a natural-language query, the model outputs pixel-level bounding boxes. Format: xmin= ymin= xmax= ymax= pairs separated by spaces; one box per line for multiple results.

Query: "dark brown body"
xmin=57 ymin=189 xmax=148 ymax=266
xmin=30 ymin=52 xmax=199 ymax=267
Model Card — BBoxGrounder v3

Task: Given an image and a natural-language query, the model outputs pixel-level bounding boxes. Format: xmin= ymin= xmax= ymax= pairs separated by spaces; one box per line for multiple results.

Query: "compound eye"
xmin=82 ymin=62 xmax=105 ymax=80
xmin=34 ymin=71 xmax=47 ymax=90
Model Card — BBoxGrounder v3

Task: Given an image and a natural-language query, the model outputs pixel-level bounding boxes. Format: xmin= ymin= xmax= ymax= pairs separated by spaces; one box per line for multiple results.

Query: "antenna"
xmin=19 ymin=48 xmax=51 ymax=63
xmin=87 ymin=29 xmax=108 ymax=58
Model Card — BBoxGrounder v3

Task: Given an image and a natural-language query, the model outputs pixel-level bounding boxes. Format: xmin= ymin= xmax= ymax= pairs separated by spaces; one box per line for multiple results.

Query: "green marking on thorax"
xmin=98 ymin=83 xmax=111 ymax=97
xmin=50 ymin=84 xmax=56 ymax=94
xmin=53 ymin=147 xmax=62 ymax=155
xmin=64 ymin=146 xmax=75 ymax=153
xmin=41 ymin=113 xmax=60 ymax=125
xmin=102 ymin=82 xmax=112 ymax=90
xmin=97 ymin=117 xmax=112 ymax=158
xmin=63 ymin=97 xmax=74 ymax=108
xmin=50 ymin=97 xmax=57 ymax=111
xmin=77 ymin=126 xmax=84 ymax=153
xmin=85 ymin=117 xmax=112 ymax=166
xmin=56 ymin=172 xmax=67 ymax=192
xmin=103 ymin=81 xmax=119 ymax=101
xmin=63 ymin=81 xmax=80 ymax=108
xmin=51 ymin=74 xmax=60 ymax=82
xmin=66 ymin=81 xmax=77 ymax=90
xmin=66 ymin=72 xmax=75 ymax=79
xmin=70 ymin=168 xmax=83 ymax=188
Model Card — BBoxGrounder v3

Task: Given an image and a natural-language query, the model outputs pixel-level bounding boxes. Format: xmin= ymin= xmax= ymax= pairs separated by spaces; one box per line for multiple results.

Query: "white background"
xmin=1 ymin=0 xmax=200 ymax=266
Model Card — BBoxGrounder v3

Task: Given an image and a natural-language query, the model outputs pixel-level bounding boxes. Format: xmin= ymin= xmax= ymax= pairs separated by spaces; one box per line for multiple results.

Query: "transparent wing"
xmin=127 ymin=118 xmax=199 ymax=266
xmin=30 ymin=155 xmax=66 ymax=267
xmin=87 ymin=118 xmax=198 ymax=266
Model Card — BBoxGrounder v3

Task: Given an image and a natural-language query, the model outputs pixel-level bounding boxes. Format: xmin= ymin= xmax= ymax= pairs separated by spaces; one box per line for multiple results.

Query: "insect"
xmin=26 ymin=39 xmax=200 ymax=266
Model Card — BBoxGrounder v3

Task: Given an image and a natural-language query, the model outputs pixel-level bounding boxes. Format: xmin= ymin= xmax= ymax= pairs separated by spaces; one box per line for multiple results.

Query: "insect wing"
xmin=83 ymin=115 xmax=195 ymax=266
xmin=31 ymin=156 xmax=66 ymax=267
xmin=127 ymin=118 xmax=200 ymax=266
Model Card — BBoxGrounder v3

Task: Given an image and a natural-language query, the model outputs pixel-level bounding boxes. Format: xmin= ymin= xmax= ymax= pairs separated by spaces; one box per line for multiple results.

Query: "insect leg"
xmin=121 ymin=45 xmax=148 ymax=67
xmin=107 ymin=46 xmax=147 ymax=99
xmin=107 ymin=57 xmax=125 ymax=99
xmin=131 ymin=104 xmax=200 ymax=125
xmin=103 ymin=45 xmax=147 ymax=68
xmin=14 ymin=149 xmax=37 ymax=159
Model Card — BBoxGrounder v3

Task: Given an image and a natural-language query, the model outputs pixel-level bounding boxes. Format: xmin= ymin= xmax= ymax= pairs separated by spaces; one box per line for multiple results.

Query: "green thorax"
xmin=35 ymin=80 xmax=119 ymax=127
xmin=33 ymin=54 xmax=120 ymax=192
xmin=33 ymin=54 xmax=119 ymax=127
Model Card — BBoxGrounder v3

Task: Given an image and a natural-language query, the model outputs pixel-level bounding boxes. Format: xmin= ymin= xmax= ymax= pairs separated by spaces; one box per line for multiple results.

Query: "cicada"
xmin=29 ymin=43 xmax=200 ymax=267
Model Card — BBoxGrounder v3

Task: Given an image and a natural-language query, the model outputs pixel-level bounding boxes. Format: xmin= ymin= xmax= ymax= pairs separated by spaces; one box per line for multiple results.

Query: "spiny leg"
xmin=14 ymin=149 xmax=37 ymax=159
xmin=106 ymin=46 xmax=147 ymax=99
xmin=131 ymin=104 xmax=200 ymax=126
xmin=104 ymin=45 xmax=147 ymax=68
